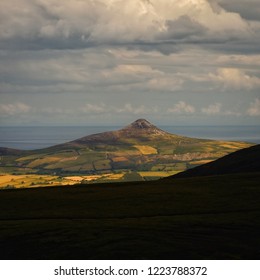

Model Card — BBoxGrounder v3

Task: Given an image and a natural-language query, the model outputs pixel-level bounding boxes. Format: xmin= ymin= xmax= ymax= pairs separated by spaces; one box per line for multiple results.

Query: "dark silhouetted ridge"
xmin=0 ymin=147 xmax=23 ymax=155
xmin=170 ymin=144 xmax=260 ymax=178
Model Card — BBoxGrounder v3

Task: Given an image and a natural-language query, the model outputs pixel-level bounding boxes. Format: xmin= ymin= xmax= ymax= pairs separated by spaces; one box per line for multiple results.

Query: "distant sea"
xmin=0 ymin=126 xmax=260 ymax=150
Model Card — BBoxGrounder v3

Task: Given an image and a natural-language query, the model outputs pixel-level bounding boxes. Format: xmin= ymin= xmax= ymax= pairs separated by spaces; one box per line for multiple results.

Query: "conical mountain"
xmin=120 ymin=119 xmax=169 ymax=136
xmin=72 ymin=119 xmax=169 ymax=145
xmin=0 ymin=119 xmax=253 ymax=177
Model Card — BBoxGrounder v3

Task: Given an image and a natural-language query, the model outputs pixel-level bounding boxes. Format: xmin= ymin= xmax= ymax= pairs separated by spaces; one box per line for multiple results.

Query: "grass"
xmin=1 ymin=171 xmax=177 ymax=188
xmin=139 ymin=171 xmax=179 ymax=177
xmin=134 ymin=145 xmax=157 ymax=155
xmin=0 ymin=172 xmax=259 ymax=259
xmin=27 ymin=157 xmax=61 ymax=168
xmin=1 ymin=129 xmax=253 ymax=176
xmin=189 ymin=159 xmax=214 ymax=166
xmin=0 ymin=174 xmax=61 ymax=189
xmin=93 ymin=159 xmax=111 ymax=171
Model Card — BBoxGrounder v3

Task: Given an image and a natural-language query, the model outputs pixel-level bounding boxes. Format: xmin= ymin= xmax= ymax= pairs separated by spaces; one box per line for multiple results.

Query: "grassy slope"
xmin=0 ymin=172 xmax=259 ymax=260
xmin=0 ymin=119 xmax=252 ymax=176
xmin=0 ymin=137 xmax=251 ymax=176
xmin=173 ymin=144 xmax=260 ymax=178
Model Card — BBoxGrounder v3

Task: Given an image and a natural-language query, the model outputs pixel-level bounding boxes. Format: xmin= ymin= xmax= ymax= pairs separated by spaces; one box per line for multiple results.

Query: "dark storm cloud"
xmin=160 ymin=16 xmax=208 ymax=40
xmin=215 ymin=0 xmax=260 ymax=21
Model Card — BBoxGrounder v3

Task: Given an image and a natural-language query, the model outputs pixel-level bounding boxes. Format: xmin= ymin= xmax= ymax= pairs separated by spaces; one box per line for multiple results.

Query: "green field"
xmin=0 ymin=120 xmax=252 ymax=184
xmin=0 ymin=172 xmax=259 ymax=259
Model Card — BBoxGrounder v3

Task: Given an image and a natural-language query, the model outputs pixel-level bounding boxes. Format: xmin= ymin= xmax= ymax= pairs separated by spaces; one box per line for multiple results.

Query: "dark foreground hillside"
xmin=0 ymin=172 xmax=260 ymax=260
xmin=172 ymin=144 xmax=260 ymax=178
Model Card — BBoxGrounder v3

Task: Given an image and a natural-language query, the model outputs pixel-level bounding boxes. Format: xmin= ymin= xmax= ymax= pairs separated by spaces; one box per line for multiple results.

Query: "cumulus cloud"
xmin=158 ymin=15 xmax=207 ymax=41
xmin=101 ymin=64 xmax=160 ymax=85
xmin=80 ymin=103 xmax=108 ymax=114
xmin=247 ymin=98 xmax=260 ymax=116
xmin=80 ymin=103 xmax=158 ymax=115
xmin=0 ymin=0 xmax=254 ymax=53
xmin=0 ymin=102 xmax=31 ymax=115
xmin=0 ymin=1 xmax=259 ymax=126
xmin=202 ymin=103 xmax=222 ymax=115
xmin=212 ymin=0 xmax=260 ymax=21
xmin=40 ymin=107 xmax=72 ymax=114
xmin=167 ymin=101 xmax=195 ymax=114
xmin=116 ymin=103 xmax=158 ymax=115
xmin=209 ymin=68 xmax=260 ymax=90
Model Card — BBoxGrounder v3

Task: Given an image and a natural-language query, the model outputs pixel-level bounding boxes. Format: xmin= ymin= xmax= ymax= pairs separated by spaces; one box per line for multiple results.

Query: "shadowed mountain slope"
xmin=170 ymin=144 xmax=260 ymax=178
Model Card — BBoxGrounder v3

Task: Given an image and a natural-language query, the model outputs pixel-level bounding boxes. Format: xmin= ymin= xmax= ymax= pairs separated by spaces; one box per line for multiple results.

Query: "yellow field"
xmin=134 ymin=145 xmax=157 ymax=155
xmin=16 ymin=154 xmax=43 ymax=162
xmin=139 ymin=171 xmax=181 ymax=177
xmin=191 ymin=160 xmax=214 ymax=165
xmin=59 ymin=156 xmax=78 ymax=162
xmin=112 ymin=156 xmax=128 ymax=162
xmin=0 ymin=172 xmax=126 ymax=189
xmin=0 ymin=175 xmax=26 ymax=185
xmin=27 ymin=157 xmax=60 ymax=168
xmin=0 ymin=168 xmax=184 ymax=189
xmin=64 ymin=176 xmax=85 ymax=182
xmin=64 ymin=175 xmax=102 ymax=182
xmin=105 ymin=173 xmax=124 ymax=180
xmin=218 ymin=142 xmax=250 ymax=149
xmin=0 ymin=174 xmax=59 ymax=189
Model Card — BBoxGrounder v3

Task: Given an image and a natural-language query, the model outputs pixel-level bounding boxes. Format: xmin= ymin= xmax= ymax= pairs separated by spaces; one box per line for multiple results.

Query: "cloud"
xmin=209 ymin=68 xmax=260 ymax=90
xmin=80 ymin=103 xmax=108 ymax=114
xmin=0 ymin=1 xmax=259 ymax=126
xmin=247 ymin=98 xmax=260 ymax=116
xmin=201 ymin=103 xmax=222 ymax=115
xmin=167 ymin=101 xmax=195 ymax=114
xmin=116 ymin=103 xmax=158 ymax=115
xmin=216 ymin=54 xmax=260 ymax=67
xmin=40 ymin=107 xmax=72 ymax=114
xmin=0 ymin=0 xmax=255 ymax=53
xmin=101 ymin=64 xmax=161 ymax=85
xmin=201 ymin=102 xmax=243 ymax=117
xmin=0 ymin=102 xmax=31 ymax=115
xmin=80 ymin=103 xmax=158 ymax=115
xmin=159 ymin=15 xmax=207 ymax=41
xmin=212 ymin=0 xmax=260 ymax=21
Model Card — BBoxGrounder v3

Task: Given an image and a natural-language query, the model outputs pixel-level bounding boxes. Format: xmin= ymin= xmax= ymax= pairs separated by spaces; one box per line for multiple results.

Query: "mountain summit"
xmin=120 ymin=119 xmax=168 ymax=137
xmin=72 ymin=119 xmax=168 ymax=144
xmin=125 ymin=119 xmax=158 ymax=129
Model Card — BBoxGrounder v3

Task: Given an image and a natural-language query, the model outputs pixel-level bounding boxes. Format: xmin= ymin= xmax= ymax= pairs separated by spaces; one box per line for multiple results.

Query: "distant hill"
xmin=73 ymin=118 xmax=168 ymax=144
xmin=170 ymin=144 xmax=260 ymax=178
xmin=0 ymin=119 xmax=253 ymax=177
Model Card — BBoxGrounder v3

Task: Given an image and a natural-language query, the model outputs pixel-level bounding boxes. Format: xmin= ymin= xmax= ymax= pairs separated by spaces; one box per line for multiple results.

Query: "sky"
xmin=0 ymin=0 xmax=260 ymax=126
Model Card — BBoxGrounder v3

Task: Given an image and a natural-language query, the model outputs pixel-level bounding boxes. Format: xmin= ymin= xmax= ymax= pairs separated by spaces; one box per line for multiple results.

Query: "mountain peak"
xmin=121 ymin=119 xmax=168 ymax=136
xmin=73 ymin=118 xmax=169 ymax=144
xmin=129 ymin=119 xmax=155 ymax=129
